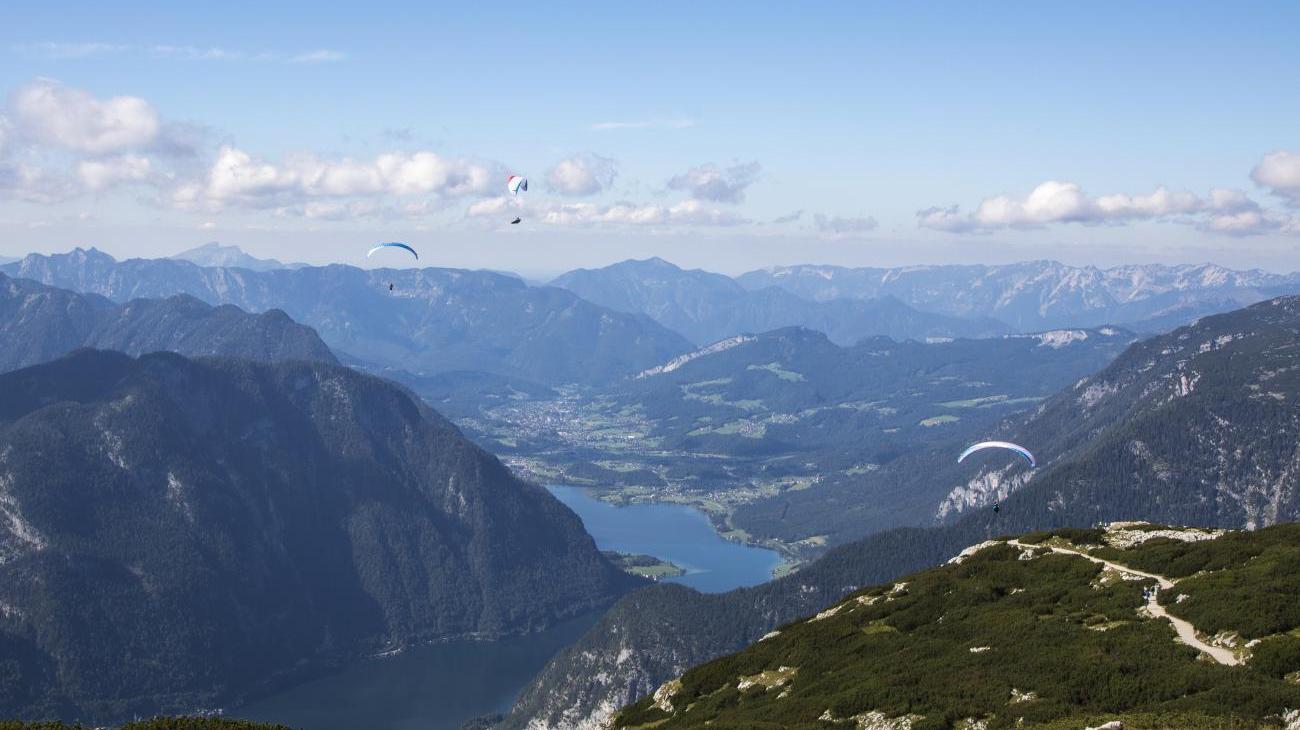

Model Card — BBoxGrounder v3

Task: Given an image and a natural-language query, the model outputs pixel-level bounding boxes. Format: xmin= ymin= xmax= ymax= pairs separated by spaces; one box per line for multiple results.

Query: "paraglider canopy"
xmin=367 ymin=242 xmax=418 ymax=260
xmin=507 ymin=175 xmax=528 ymax=196
xmin=958 ymin=441 xmax=1036 ymax=468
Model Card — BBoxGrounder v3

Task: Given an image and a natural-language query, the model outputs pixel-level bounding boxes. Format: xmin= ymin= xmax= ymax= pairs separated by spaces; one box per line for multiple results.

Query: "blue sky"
xmin=1 ymin=1 xmax=1298 ymax=275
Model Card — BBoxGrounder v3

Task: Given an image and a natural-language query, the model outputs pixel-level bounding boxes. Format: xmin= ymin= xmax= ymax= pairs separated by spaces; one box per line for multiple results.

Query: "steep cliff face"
xmin=939 ymin=295 xmax=1300 ymax=526
xmin=0 ymin=350 xmax=637 ymax=723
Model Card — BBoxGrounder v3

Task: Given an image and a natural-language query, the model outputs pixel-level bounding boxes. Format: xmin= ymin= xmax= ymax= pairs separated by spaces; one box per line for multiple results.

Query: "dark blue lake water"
xmin=547 ymin=485 xmax=783 ymax=593
xmin=231 ymin=611 xmax=598 ymax=730
xmin=231 ymin=485 xmax=779 ymax=730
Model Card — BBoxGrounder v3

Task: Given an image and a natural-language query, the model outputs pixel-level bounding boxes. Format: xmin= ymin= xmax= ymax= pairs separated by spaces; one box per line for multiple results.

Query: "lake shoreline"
xmin=547 ymin=484 xmax=785 ymax=593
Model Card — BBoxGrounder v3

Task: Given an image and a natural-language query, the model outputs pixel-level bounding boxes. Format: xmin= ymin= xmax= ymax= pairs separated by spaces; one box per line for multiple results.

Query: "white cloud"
xmin=466 ymin=197 xmax=520 ymax=218
xmin=916 ymin=205 xmax=973 ymax=233
xmin=16 ymin=42 xmax=347 ymax=64
xmin=814 ymin=214 xmax=878 ymax=235
xmin=77 ymin=154 xmax=153 ymax=191
xmin=1200 ymin=209 xmax=1300 ymax=237
xmin=175 ymin=145 xmax=496 ymax=211
xmin=1252 ymin=150 xmax=1300 ymax=205
xmin=13 ymin=42 xmax=130 ymax=59
xmin=666 ymin=161 xmax=760 ymax=203
xmin=0 ymin=162 xmax=76 ymax=203
xmin=917 ymin=180 xmax=1286 ymax=235
xmin=538 ymin=199 xmax=746 ymax=227
xmin=589 ymin=118 xmax=695 ymax=131
xmin=12 ymin=79 xmax=160 ymax=154
xmin=288 ymin=50 xmax=347 ymax=64
xmin=546 ymin=154 xmax=617 ymax=196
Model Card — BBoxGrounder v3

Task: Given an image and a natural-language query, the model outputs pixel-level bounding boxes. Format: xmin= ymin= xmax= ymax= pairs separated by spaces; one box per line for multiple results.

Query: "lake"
xmin=232 ymin=611 xmax=598 ymax=730
xmin=231 ymin=486 xmax=779 ymax=730
xmin=547 ymin=485 xmax=783 ymax=593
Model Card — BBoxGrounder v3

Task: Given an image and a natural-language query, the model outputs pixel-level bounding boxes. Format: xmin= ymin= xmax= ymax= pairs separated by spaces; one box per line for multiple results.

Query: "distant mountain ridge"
xmin=552 ymin=258 xmax=1008 ymax=345
xmin=1 ymin=248 xmax=692 ymax=385
xmin=0 ymin=272 xmax=337 ymax=373
xmin=0 ymin=350 xmax=637 ymax=723
xmin=170 ymin=243 xmax=305 ymax=271
xmin=738 ymin=260 xmax=1300 ymax=332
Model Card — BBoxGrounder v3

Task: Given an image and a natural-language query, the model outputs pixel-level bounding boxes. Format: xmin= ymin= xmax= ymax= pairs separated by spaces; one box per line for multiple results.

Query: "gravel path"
xmin=1006 ymin=540 xmax=1241 ymax=666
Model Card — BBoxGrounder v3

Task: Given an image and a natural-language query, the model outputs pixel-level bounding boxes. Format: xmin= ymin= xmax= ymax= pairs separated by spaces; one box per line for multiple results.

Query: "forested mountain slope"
xmin=0 ymin=350 xmax=637 ymax=724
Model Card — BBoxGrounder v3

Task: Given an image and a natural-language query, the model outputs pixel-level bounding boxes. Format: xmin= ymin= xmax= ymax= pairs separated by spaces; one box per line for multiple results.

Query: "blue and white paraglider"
xmin=367 ymin=241 xmax=419 ymax=260
xmin=957 ymin=441 xmax=1036 ymax=468
xmin=367 ymin=242 xmax=418 ymax=293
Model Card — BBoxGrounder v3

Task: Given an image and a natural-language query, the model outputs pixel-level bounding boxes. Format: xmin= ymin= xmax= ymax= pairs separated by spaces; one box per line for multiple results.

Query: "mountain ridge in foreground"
xmin=0 ymin=350 xmax=637 ymax=724
xmin=613 ymin=522 xmax=1300 ymax=729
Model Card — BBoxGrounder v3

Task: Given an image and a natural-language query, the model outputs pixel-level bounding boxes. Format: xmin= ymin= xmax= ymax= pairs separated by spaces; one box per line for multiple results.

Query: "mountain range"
xmin=498 ymin=294 xmax=1300 ymax=730
xmin=738 ymin=260 xmax=1300 ymax=332
xmin=1 ymin=249 xmax=692 ymax=385
xmin=0 ymin=350 xmax=637 ymax=724
xmin=0 ymin=272 xmax=336 ymax=373
xmin=552 ymin=257 xmax=1008 ymax=346
xmin=170 ymin=243 xmax=306 ymax=272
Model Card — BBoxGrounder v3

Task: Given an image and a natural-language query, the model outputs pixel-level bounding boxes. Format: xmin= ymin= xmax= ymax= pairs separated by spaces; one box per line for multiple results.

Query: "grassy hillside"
xmin=613 ymin=523 xmax=1300 ymax=729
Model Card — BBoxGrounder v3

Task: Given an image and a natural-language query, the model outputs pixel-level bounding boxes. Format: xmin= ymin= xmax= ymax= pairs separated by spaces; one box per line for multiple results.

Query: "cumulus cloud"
xmin=814 ymin=214 xmax=878 ymax=235
xmin=465 ymin=197 xmax=521 ymax=218
xmin=77 ymin=154 xmax=152 ymax=191
xmin=173 ymin=145 xmax=496 ymax=211
xmin=1252 ymin=150 xmax=1300 ymax=205
xmin=537 ymin=199 xmax=747 ymax=227
xmin=546 ymin=154 xmax=617 ymax=196
xmin=667 ymin=161 xmax=760 ymax=203
xmin=0 ymin=162 xmax=76 ymax=203
xmin=771 ymin=210 xmax=804 ymax=224
xmin=1200 ymin=209 xmax=1300 ymax=237
xmin=12 ymin=78 xmax=160 ymax=154
xmin=917 ymin=180 xmax=1290 ymax=235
